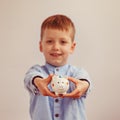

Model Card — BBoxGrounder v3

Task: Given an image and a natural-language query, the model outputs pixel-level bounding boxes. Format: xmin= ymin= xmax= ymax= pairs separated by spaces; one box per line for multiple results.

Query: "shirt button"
xmin=55 ymin=114 xmax=59 ymax=117
xmin=55 ymin=99 xmax=59 ymax=102
xmin=56 ymin=68 xmax=59 ymax=71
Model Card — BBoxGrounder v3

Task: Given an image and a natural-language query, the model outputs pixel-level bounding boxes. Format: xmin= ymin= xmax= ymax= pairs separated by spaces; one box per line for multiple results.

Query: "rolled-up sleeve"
xmin=73 ymin=68 xmax=92 ymax=97
xmin=24 ymin=65 xmax=44 ymax=95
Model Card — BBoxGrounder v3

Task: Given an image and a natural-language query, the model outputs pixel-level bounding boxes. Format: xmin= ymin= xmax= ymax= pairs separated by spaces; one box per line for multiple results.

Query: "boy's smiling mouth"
xmin=50 ymin=53 xmax=62 ymax=57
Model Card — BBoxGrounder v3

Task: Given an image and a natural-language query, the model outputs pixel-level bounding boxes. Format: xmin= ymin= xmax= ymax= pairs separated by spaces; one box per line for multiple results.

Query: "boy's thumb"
xmin=47 ymin=74 xmax=53 ymax=83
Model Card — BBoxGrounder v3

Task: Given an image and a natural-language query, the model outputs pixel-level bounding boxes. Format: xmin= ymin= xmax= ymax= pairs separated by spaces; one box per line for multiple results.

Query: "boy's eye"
xmin=46 ymin=40 xmax=53 ymax=44
xmin=61 ymin=40 xmax=67 ymax=44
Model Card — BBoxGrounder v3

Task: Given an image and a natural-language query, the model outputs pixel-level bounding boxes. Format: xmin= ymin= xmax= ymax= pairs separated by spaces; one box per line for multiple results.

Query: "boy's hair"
xmin=40 ymin=14 xmax=75 ymax=41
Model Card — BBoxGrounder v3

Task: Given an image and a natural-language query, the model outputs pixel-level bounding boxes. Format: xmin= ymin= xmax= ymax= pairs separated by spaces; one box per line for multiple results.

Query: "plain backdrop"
xmin=0 ymin=0 xmax=120 ymax=120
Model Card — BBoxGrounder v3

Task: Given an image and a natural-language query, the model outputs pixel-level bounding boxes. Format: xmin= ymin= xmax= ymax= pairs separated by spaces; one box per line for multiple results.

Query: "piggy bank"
xmin=51 ymin=75 xmax=69 ymax=96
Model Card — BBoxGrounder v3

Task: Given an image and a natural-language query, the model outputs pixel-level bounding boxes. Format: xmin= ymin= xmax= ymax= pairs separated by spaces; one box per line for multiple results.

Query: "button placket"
xmin=54 ymin=98 xmax=62 ymax=119
xmin=54 ymin=68 xmax=59 ymax=75
xmin=55 ymin=99 xmax=59 ymax=103
xmin=55 ymin=113 xmax=59 ymax=117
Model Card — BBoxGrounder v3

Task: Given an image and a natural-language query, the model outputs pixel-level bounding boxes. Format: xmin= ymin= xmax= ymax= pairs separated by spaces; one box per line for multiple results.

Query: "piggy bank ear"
xmin=66 ymin=82 xmax=69 ymax=85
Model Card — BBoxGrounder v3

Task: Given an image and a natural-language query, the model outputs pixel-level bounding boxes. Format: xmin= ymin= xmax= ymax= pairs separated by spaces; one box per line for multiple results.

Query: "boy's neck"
xmin=45 ymin=62 xmax=68 ymax=68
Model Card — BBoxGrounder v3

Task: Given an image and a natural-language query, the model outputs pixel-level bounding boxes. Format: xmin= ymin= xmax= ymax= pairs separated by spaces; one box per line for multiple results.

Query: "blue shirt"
xmin=24 ymin=63 xmax=91 ymax=120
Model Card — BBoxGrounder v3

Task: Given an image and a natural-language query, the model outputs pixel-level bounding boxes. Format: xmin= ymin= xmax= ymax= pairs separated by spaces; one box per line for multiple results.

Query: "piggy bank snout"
xmin=58 ymin=82 xmax=67 ymax=88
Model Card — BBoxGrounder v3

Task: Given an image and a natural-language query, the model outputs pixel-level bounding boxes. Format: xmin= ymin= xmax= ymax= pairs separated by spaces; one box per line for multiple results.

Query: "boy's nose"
xmin=52 ymin=42 xmax=60 ymax=50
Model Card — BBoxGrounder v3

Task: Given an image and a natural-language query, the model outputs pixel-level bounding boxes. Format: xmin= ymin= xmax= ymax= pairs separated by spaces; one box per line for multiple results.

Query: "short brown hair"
xmin=40 ymin=14 xmax=75 ymax=41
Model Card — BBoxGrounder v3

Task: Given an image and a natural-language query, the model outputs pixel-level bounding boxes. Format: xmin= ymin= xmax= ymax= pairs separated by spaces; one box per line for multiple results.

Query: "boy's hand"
xmin=63 ymin=77 xmax=89 ymax=99
xmin=34 ymin=74 xmax=57 ymax=98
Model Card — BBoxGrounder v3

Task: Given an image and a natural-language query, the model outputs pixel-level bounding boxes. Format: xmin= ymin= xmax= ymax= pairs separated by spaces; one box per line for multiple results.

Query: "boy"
xmin=24 ymin=14 xmax=91 ymax=120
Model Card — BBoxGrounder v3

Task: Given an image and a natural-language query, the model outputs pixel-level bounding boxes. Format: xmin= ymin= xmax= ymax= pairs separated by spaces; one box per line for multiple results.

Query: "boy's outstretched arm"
xmin=33 ymin=74 xmax=57 ymax=98
xmin=63 ymin=77 xmax=90 ymax=99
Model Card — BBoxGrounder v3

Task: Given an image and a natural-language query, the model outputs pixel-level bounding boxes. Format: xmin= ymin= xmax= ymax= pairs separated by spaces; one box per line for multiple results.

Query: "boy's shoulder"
xmin=68 ymin=64 xmax=90 ymax=80
xmin=68 ymin=64 xmax=89 ymax=75
xmin=28 ymin=64 xmax=45 ymax=71
xmin=30 ymin=64 xmax=41 ymax=69
xmin=68 ymin=64 xmax=85 ymax=71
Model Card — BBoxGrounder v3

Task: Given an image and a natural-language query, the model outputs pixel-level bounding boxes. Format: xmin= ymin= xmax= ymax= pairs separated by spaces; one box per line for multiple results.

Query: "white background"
xmin=0 ymin=0 xmax=120 ymax=120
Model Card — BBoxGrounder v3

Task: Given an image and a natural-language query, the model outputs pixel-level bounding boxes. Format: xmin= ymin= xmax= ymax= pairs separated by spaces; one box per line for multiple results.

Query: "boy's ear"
xmin=39 ymin=41 xmax=43 ymax=52
xmin=70 ymin=42 xmax=76 ymax=53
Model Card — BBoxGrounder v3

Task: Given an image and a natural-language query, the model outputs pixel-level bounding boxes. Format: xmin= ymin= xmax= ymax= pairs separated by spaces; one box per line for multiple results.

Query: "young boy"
xmin=24 ymin=14 xmax=91 ymax=120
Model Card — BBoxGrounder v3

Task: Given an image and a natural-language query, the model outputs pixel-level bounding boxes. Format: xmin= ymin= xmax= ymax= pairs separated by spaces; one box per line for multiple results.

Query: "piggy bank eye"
xmin=52 ymin=84 xmax=54 ymax=87
xmin=62 ymin=82 xmax=64 ymax=84
xmin=66 ymin=82 xmax=68 ymax=85
xmin=57 ymin=82 xmax=60 ymax=84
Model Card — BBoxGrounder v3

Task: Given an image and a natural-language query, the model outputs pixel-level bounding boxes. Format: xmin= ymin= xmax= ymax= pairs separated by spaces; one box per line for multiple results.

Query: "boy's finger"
xmin=46 ymin=89 xmax=57 ymax=98
xmin=46 ymin=74 xmax=53 ymax=83
xmin=63 ymin=88 xmax=79 ymax=97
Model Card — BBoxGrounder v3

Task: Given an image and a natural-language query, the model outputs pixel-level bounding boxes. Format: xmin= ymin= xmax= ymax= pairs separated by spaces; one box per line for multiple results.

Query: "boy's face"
xmin=40 ymin=28 xmax=76 ymax=67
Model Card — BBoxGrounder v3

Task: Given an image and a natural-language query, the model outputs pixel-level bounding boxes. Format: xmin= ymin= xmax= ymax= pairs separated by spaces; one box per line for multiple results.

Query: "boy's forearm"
xmin=24 ymin=66 xmax=44 ymax=94
xmin=79 ymin=79 xmax=90 ymax=85
xmin=32 ymin=76 xmax=43 ymax=89
xmin=78 ymin=80 xmax=90 ymax=92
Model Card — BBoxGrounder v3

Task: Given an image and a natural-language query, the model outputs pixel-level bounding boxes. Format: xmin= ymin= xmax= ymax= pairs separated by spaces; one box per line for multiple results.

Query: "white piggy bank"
xmin=51 ymin=75 xmax=69 ymax=96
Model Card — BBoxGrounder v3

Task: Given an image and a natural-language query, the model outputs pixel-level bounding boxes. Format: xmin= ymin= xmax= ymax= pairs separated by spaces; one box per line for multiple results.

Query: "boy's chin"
xmin=49 ymin=62 xmax=66 ymax=67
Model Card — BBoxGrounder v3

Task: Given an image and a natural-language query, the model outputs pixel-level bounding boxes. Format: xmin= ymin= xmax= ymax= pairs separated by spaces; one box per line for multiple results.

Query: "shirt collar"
xmin=45 ymin=62 xmax=69 ymax=75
